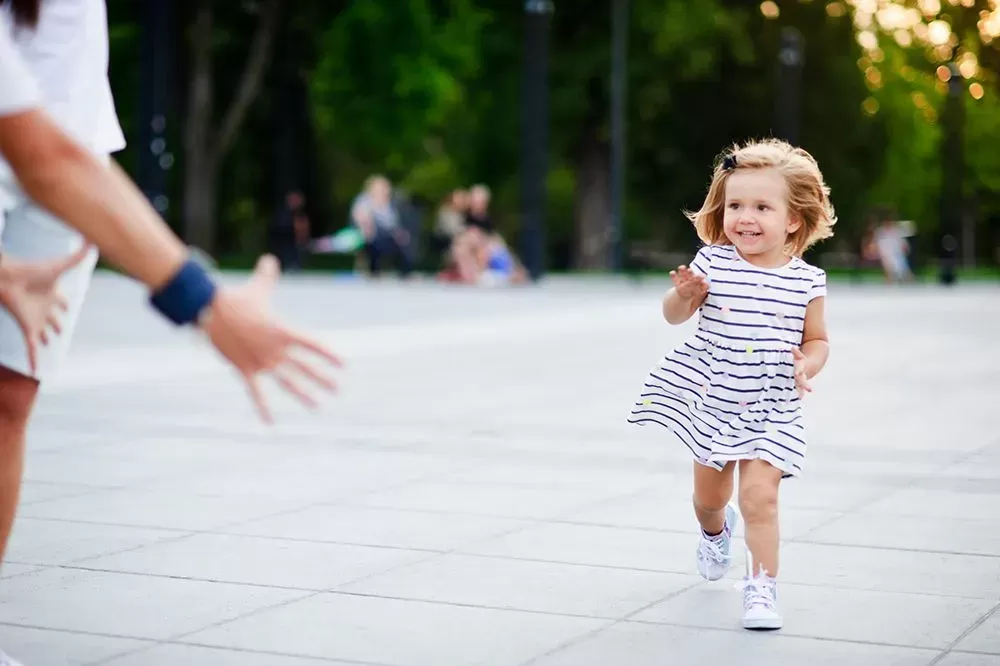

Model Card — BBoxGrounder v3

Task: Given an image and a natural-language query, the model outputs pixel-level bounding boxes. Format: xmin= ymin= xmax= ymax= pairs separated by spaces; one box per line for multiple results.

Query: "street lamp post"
xmin=775 ymin=27 xmax=804 ymax=145
xmin=138 ymin=0 xmax=174 ymax=217
xmin=609 ymin=0 xmax=629 ymax=272
xmin=939 ymin=61 xmax=964 ymax=286
xmin=521 ymin=0 xmax=554 ymax=282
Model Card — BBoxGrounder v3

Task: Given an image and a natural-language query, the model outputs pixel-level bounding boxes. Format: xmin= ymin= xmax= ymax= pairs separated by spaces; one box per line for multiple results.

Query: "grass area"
xmin=100 ymin=252 xmax=999 ymax=283
xmin=823 ymin=265 xmax=1000 ymax=283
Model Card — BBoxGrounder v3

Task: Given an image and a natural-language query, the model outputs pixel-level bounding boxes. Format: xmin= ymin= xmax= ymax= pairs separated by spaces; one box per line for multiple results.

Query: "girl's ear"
xmin=786 ymin=213 xmax=803 ymax=234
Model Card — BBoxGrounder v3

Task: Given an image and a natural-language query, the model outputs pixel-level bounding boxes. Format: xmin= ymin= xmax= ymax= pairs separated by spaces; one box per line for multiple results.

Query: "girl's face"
xmin=722 ymin=167 xmax=801 ymax=267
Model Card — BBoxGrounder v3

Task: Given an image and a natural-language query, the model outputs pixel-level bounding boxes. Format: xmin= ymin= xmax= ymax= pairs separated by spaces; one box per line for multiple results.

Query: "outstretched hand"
xmin=200 ymin=254 xmax=343 ymax=423
xmin=792 ymin=346 xmax=812 ymax=399
xmin=0 ymin=245 xmax=92 ymax=374
xmin=669 ymin=264 xmax=709 ymax=302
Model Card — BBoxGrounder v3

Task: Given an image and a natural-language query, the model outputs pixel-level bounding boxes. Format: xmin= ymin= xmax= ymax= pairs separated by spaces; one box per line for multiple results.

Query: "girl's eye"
xmin=757 ymin=205 xmax=770 ymax=212
xmin=728 ymin=203 xmax=740 ymax=210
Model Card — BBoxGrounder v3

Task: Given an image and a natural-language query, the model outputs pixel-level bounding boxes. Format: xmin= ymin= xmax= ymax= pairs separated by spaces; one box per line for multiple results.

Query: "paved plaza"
xmin=0 ymin=272 xmax=998 ymax=665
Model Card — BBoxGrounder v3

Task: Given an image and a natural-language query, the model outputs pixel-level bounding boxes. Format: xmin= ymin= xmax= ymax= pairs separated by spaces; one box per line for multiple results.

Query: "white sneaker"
xmin=738 ymin=566 xmax=783 ymax=630
xmin=696 ymin=504 xmax=737 ymax=581
xmin=0 ymin=650 xmax=24 ymax=666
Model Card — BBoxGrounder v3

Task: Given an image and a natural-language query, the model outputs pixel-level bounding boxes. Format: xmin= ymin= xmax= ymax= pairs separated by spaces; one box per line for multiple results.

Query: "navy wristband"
xmin=149 ymin=258 xmax=218 ymax=326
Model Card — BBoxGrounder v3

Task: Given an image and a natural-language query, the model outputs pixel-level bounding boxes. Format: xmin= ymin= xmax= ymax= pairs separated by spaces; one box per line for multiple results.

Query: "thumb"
xmin=12 ymin=313 xmax=37 ymax=374
xmin=26 ymin=335 xmax=37 ymax=375
xmin=250 ymin=254 xmax=280 ymax=294
xmin=792 ymin=346 xmax=805 ymax=359
xmin=52 ymin=244 xmax=92 ymax=276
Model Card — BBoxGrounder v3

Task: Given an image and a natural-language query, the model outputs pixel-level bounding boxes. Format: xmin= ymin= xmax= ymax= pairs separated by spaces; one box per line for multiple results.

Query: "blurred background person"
xmin=269 ymin=189 xmax=310 ymax=273
xmin=350 ymin=174 xmax=413 ymax=279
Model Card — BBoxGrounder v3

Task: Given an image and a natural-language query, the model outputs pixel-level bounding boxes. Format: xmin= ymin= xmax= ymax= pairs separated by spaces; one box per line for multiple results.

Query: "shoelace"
xmin=697 ymin=535 xmax=730 ymax=567
xmin=736 ymin=567 xmax=776 ymax=610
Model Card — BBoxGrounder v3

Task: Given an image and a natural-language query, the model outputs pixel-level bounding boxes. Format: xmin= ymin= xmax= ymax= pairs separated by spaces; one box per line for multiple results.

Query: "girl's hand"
xmin=792 ymin=346 xmax=812 ymax=399
xmin=669 ymin=264 xmax=709 ymax=302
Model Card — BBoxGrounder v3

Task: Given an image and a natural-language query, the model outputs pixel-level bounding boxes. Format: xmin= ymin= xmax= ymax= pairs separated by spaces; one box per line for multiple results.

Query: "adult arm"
xmin=0 ymin=31 xmax=342 ymax=421
xmin=0 ymin=108 xmax=186 ymax=290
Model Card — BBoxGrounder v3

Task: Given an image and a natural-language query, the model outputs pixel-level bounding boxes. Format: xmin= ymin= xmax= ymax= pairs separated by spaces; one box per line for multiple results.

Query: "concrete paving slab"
xmin=951 ymin=610 xmax=1000 ymax=655
xmin=0 ymin=274 xmax=994 ymax=665
xmin=0 ymin=567 xmax=306 ymax=640
xmin=630 ymin=581 xmax=994 ymax=649
xmin=79 ymin=532 xmax=432 ymax=591
xmin=0 ymin=626 xmax=150 ymax=666
xmin=528 ymin=621 xmax=938 ymax=666
xmin=178 ymin=592 xmax=611 ymax=665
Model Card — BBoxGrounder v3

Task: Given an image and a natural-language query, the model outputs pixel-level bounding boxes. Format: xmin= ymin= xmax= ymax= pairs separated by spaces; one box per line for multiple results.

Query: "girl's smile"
xmin=723 ymin=168 xmax=801 ymax=267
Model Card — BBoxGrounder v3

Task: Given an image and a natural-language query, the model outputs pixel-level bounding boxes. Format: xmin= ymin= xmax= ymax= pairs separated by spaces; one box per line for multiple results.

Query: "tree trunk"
xmin=183 ymin=3 xmax=215 ymax=250
xmin=182 ymin=0 xmax=281 ymax=254
xmin=572 ymin=76 xmax=611 ymax=271
xmin=183 ymin=152 xmax=217 ymax=251
xmin=573 ymin=125 xmax=611 ymax=270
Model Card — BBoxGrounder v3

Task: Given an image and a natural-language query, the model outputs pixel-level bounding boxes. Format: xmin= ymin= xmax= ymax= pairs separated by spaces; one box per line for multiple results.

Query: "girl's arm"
xmin=662 ymin=286 xmax=707 ymax=325
xmin=798 ymin=296 xmax=830 ymax=378
xmin=662 ymin=264 xmax=708 ymax=325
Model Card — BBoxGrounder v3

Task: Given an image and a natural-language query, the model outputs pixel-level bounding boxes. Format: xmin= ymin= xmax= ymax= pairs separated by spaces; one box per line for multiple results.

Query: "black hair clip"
xmin=721 ymin=155 xmax=738 ymax=171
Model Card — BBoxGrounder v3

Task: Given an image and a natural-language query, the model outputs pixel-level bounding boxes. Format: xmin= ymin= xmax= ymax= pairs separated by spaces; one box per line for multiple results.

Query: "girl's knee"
xmin=738 ymin=482 xmax=778 ymax=524
xmin=692 ymin=462 xmax=735 ymax=510
xmin=693 ymin=493 xmax=731 ymax=513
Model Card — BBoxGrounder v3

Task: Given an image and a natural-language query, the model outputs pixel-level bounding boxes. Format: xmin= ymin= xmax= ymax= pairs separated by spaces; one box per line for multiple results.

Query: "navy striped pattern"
xmin=628 ymin=244 xmax=826 ymax=478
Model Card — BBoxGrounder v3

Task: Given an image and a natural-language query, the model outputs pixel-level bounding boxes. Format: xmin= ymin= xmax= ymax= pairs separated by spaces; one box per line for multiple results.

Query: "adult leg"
xmin=391 ymin=234 xmax=414 ymax=278
xmin=0 ymin=368 xmax=37 ymax=564
xmin=0 ymin=197 xmax=99 ymax=565
xmin=366 ymin=228 xmax=389 ymax=277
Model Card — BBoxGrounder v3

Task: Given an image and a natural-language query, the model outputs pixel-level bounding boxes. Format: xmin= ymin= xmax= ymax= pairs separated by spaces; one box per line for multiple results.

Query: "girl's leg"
xmin=738 ymin=459 xmax=783 ymax=576
xmin=692 ymin=461 xmax=737 ymax=581
xmin=692 ymin=460 xmax=736 ymax=535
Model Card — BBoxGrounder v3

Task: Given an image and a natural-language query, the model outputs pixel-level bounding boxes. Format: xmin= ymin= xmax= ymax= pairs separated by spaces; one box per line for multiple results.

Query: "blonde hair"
xmin=685 ymin=138 xmax=836 ymax=257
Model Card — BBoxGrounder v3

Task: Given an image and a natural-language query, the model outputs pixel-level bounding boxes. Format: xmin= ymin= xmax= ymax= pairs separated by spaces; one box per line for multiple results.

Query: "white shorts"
xmin=0 ymin=176 xmax=100 ymax=382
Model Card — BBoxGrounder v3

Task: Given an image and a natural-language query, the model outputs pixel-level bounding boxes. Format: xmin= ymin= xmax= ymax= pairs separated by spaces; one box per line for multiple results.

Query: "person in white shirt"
xmin=0 ymin=0 xmax=124 ymax=382
xmin=0 ymin=5 xmax=342 ymax=662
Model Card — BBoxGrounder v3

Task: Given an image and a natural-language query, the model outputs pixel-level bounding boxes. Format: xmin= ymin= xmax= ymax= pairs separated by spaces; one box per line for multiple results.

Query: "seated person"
xmin=464 ymin=184 xmax=494 ymax=233
xmin=434 ymin=189 xmax=468 ymax=253
xmin=351 ymin=175 xmax=413 ymax=278
xmin=443 ymin=226 xmax=527 ymax=286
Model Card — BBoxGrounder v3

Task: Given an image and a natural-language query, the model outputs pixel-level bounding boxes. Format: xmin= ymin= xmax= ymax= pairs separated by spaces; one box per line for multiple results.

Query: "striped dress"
xmin=628 ymin=244 xmax=827 ymax=478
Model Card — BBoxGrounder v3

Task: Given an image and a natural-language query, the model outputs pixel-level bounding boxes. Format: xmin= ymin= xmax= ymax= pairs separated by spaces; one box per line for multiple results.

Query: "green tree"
xmin=309 ymin=0 xmax=488 ymax=205
xmin=844 ymin=0 xmax=1000 ymax=260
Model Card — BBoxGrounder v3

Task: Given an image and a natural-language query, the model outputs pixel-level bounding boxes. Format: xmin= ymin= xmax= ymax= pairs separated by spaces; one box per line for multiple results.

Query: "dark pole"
xmin=521 ymin=0 xmax=554 ymax=282
xmin=138 ymin=0 xmax=174 ymax=217
xmin=273 ymin=18 xmax=299 ymax=202
xmin=609 ymin=0 xmax=629 ymax=271
xmin=939 ymin=61 xmax=963 ymax=285
xmin=775 ymin=27 xmax=804 ymax=145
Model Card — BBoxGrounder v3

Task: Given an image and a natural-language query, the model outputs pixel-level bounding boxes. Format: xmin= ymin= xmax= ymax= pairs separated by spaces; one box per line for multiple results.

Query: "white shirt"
xmin=0 ymin=0 xmax=124 ymax=156
xmin=0 ymin=18 xmax=41 ymax=116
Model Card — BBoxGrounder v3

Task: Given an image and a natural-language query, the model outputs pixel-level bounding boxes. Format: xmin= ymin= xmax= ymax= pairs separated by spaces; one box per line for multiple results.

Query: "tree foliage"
xmin=103 ymin=0 xmax=1000 ymax=267
xmin=309 ymin=0 xmax=488 ymax=203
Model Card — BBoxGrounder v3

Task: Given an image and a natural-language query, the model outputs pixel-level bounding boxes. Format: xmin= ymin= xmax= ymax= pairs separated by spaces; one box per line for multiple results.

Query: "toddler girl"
xmin=628 ymin=138 xmax=835 ymax=630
